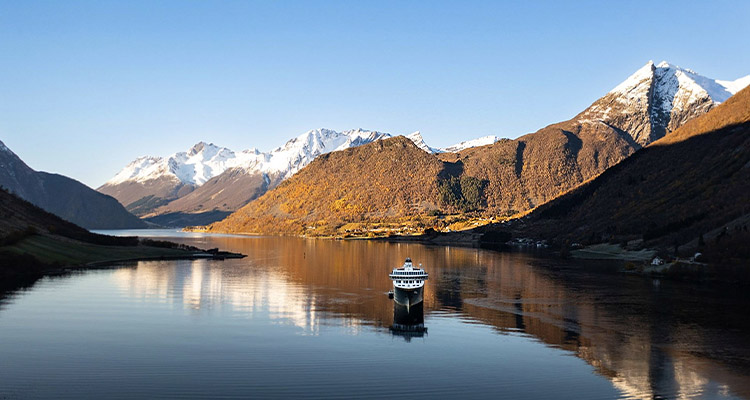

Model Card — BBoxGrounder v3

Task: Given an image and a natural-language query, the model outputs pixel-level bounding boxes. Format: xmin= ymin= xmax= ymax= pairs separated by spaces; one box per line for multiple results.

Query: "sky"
xmin=1 ymin=0 xmax=749 ymax=188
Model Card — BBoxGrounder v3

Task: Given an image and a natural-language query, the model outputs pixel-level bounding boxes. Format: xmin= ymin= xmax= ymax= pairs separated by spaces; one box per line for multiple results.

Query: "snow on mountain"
xmin=442 ymin=135 xmax=500 ymax=152
xmin=106 ymin=142 xmax=237 ymax=186
xmin=106 ymin=59 xmax=750 ymax=188
xmin=579 ymin=60 xmax=750 ymax=146
xmin=0 ymin=139 xmax=10 ymax=154
xmin=406 ymin=131 xmax=443 ymax=154
xmin=609 ymin=60 xmax=748 ymax=109
xmin=716 ymin=75 xmax=750 ymax=97
xmin=105 ymin=128 xmax=522 ymax=190
xmin=105 ymin=129 xmax=391 ymax=187
xmin=232 ymin=128 xmax=392 ymax=180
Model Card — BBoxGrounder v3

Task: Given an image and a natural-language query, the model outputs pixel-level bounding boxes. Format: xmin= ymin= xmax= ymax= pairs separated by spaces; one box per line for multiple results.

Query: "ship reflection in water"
xmin=1 ymin=234 xmax=750 ymax=399
xmin=390 ymin=302 xmax=427 ymax=342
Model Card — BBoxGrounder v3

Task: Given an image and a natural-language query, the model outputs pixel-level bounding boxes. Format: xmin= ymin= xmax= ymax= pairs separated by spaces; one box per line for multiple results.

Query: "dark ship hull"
xmin=393 ymin=286 xmax=424 ymax=309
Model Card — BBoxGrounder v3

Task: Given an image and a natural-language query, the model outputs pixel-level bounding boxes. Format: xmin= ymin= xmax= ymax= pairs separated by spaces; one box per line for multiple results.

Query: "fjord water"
xmin=1 ymin=232 xmax=749 ymax=399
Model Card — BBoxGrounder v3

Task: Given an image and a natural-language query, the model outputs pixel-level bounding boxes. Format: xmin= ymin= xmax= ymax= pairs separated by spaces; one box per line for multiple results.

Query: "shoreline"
xmin=181 ymin=228 xmax=747 ymax=283
xmin=0 ymin=234 xmax=246 ymax=287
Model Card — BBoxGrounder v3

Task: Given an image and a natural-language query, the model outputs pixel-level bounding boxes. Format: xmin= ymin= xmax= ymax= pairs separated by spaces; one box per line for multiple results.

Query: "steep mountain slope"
xmin=0 ymin=141 xmax=146 ymax=229
xmin=206 ymin=61 xmax=748 ymax=235
xmin=207 ymin=136 xmax=446 ymax=234
xmin=522 ymin=86 xmax=750 ymax=253
xmin=98 ymin=142 xmax=233 ymax=215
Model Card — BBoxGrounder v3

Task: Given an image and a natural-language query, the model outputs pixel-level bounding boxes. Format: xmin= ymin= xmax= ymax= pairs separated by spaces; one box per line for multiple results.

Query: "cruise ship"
xmin=389 ymin=258 xmax=428 ymax=309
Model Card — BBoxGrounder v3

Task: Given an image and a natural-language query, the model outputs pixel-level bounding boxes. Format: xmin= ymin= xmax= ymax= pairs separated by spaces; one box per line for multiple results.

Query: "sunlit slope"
xmin=207 ymin=137 xmax=445 ymax=234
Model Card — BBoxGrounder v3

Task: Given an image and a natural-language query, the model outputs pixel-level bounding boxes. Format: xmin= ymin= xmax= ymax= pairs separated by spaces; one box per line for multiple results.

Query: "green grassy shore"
xmin=0 ymin=233 xmax=244 ymax=284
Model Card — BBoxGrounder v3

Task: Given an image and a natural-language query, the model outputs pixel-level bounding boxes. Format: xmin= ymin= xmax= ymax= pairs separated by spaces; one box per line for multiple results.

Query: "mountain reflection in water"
xmin=2 ymin=233 xmax=749 ymax=399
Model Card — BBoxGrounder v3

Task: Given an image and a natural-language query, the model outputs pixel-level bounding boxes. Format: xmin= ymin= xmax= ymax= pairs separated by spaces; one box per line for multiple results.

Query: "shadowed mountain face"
xmin=0 ymin=187 xmax=94 ymax=238
xmin=137 ymin=168 xmax=268 ymax=227
xmin=0 ymin=141 xmax=145 ymax=230
xmin=0 ymin=186 xmax=141 ymax=253
xmin=522 ymin=86 xmax=750 ymax=250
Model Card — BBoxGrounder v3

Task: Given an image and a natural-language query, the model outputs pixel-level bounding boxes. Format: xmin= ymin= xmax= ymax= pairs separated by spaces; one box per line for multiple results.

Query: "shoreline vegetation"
xmin=0 ymin=233 xmax=245 ymax=285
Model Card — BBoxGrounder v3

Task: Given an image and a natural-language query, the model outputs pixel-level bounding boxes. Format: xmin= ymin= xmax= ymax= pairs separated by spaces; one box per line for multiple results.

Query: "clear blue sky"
xmin=1 ymin=0 xmax=749 ymax=187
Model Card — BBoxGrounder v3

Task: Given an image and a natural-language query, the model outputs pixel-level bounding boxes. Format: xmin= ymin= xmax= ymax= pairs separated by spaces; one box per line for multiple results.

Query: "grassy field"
xmin=2 ymin=234 xmax=197 ymax=266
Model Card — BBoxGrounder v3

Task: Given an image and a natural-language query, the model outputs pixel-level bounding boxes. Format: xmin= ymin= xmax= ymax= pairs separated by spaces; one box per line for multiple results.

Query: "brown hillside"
xmin=207 ymin=137 xmax=446 ymax=234
xmin=440 ymin=119 xmax=636 ymax=215
xmin=522 ymin=86 xmax=750 ymax=250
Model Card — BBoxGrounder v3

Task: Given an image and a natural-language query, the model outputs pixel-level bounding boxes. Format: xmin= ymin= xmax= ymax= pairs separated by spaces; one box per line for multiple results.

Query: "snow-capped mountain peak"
xmin=442 ymin=135 xmax=500 ymax=153
xmin=581 ymin=60 xmax=750 ymax=146
xmin=106 ymin=142 xmax=236 ymax=186
xmin=406 ymin=131 xmax=443 ymax=154
xmin=104 ymin=129 xmax=395 ymax=188
xmin=609 ymin=60 xmax=747 ymax=105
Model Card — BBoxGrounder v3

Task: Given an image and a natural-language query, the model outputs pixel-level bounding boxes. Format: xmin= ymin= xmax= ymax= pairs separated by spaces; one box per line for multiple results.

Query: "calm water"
xmin=1 ymin=231 xmax=749 ymax=399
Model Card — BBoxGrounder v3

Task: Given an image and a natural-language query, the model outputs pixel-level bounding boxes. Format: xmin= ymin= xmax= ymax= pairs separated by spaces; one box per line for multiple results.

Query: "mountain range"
xmin=0 ymin=140 xmax=146 ymax=229
xmin=98 ymin=128 xmax=493 ymax=226
xmin=101 ymin=62 xmax=748 ymax=228
xmin=202 ymin=61 xmax=749 ymax=235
